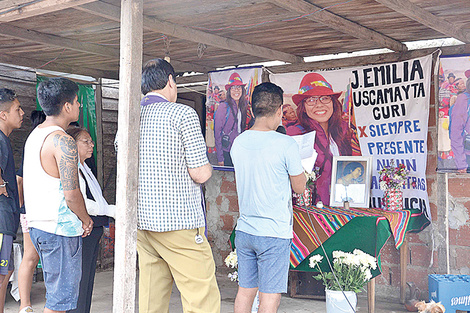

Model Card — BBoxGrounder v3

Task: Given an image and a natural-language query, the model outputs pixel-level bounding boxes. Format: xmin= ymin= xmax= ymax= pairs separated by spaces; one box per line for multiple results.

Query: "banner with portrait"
xmin=270 ymin=55 xmax=432 ymax=219
xmin=436 ymin=55 xmax=470 ymax=173
xmin=205 ymin=66 xmax=262 ymax=169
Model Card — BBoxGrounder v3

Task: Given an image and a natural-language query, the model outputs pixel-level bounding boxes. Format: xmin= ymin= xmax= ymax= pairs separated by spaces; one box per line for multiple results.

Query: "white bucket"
xmin=325 ymin=289 xmax=357 ymax=313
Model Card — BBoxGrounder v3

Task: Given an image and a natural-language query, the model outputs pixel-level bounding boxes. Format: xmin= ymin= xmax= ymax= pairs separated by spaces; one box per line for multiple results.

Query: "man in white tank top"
xmin=23 ymin=78 xmax=93 ymax=313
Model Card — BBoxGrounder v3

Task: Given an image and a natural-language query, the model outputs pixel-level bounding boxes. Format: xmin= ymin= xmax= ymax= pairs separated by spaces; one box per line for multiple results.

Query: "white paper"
xmin=291 ymin=131 xmax=318 ymax=173
xmin=334 ymin=184 xmax=366 ymax=204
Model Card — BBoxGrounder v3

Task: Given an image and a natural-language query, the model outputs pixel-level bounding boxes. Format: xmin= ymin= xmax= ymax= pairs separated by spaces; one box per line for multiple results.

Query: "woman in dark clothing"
xmin=66 ymin=126 xmax=115 ymax=313
xmin=213 ymin=72 xmax=252 ymax=166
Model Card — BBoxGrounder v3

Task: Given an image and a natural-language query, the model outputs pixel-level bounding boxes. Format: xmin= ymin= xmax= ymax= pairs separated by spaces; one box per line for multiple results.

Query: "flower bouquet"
xmin=293 ymin=167 xmax=321 ymax=206
xmin=224 ymin=250 xmax=259 ymax=311
xmin=378 ymin=160 xmax=411 ymax=211
xmin=309 ymin=249 xmax=377 ymax=313
xmin=309 ymin=249 xmax=377 ymax=293
xmin=224 ymin=250 xmax=238 ymax=282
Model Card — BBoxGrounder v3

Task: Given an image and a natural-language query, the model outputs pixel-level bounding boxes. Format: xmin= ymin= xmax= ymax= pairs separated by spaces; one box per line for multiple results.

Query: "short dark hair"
xmin=251 ymin=82 xmax=283 ymax=118
xmin=0 ymin=88 xmax=17 ymax=112
xmin=30 ymin=110 xmax=46 ymax=128
xmin=343 ymin=162 xmax=364 ymax=177
xmin=37 ymin=78 xmax=79 ymax=116
xmin=141 ymin=59 xmax=175 ymax=94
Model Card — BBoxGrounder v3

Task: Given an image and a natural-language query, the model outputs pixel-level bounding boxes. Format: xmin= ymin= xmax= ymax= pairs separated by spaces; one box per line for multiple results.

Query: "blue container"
xmin=429 ymin=274 xmax=470 ymax=313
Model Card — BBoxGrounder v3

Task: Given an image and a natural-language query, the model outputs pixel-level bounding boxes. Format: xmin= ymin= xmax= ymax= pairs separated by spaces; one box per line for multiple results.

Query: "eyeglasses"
xmin=231 ymin=85 xmax=243 ymax=91
xmin=78 ymin=139 xmax=94 ymax=146
xmin=305 ymin=96 xmax=332 ymax=106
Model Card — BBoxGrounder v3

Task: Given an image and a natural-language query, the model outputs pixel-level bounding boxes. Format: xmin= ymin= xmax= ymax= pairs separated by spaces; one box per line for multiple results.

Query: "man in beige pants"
xmin=137 ymin=58 xmax=220 ymax=313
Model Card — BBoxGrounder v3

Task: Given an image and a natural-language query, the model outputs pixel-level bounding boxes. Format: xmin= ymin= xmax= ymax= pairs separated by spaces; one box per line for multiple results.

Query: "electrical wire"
xmin=0 ymin=0 xmax=45 ymax=16
xmin=179 ymin=85 xmax=206 ymax=95
xmin=36 ymin=48 xmax=66 ymax=69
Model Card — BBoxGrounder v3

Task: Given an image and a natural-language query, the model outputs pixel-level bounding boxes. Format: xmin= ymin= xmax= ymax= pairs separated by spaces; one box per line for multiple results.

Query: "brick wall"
xmin=205 ymin=75 xmax=470 ymax=301
xmin=4 ymin=63 xmax=469 ymax=301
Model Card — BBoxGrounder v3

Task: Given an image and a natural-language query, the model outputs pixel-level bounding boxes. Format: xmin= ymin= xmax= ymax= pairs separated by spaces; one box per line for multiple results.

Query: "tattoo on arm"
xmin=53 ymin=134 xmax=79 ymax=191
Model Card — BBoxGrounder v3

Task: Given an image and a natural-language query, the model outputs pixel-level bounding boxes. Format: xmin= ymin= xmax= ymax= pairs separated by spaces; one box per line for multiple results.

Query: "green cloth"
xmin=230 ymin=209 xmax=429 ymax=278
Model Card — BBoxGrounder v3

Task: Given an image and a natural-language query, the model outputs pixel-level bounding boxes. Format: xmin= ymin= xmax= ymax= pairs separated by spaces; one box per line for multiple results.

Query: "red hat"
xmin=225 ymin=72 xmax=246 ymax=91
xmin=292 ymin=73 xmax=341 ymax=105
xmin=465 ymin=69 xmax=470 ymax=79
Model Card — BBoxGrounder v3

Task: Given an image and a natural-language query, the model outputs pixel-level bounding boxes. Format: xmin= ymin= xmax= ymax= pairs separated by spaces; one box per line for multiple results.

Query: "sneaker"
xmin=19 ymin=306 xmax=34 ymax=313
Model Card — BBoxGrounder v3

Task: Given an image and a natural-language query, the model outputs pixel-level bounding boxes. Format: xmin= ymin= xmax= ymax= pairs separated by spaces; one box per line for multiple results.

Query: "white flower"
xmin=353 ymin=249 xmax=377 ymax=270
xmin=379 ymin=181 xmax=387 ymax=191
xmin=224 ymin=250 xmax=238 ymax=268
xmin=333 ymin=250 xmax=346 ymax=259
xmin=228 ymin=271 xmax=239 ymax=282
xmin=309 ymin=255 xmax=323 ymax=268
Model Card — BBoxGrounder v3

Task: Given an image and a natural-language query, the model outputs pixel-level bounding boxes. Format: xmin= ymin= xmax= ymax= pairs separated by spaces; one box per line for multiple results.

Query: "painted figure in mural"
xmin=336 ymin=162 xmax=364 ymax=186
xmin=231 ymin=82 xmax=306 ymax=313
xmin=23 ymin=78 xmax=94 ymax=313
xmin=286 ymin=73 xmax=356 ymax=205
xmin=0 ymin=88 xmax=23 ymax=313
xmin=282 ymin=104 xmax=298 ymax=128
xmin=449 ymin=76 xmax=470 ymax=173
xmin=17 ymin=110 xmax=46 ymax=313
xmin=137 ymin=59 xmax=220 ymax=313
xmin=65 ymin=126 xmax=114 ymax=313
xmin=214 ymin=72 xmax=252 ymax=167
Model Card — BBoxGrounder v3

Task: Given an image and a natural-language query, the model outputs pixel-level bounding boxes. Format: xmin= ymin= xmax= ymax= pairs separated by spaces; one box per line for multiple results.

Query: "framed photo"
xmin=330 ymin=156 xmax=372 ymax=208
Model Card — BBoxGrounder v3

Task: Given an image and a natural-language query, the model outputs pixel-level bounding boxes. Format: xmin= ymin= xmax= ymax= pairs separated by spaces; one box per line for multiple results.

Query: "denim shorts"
xmin=235 ymin=230 xmax=291 ymax=294
xmin=0 ymin=233 xmax=14 ymax=275
xmin=29 ymin=228 xmax=82 ymax=311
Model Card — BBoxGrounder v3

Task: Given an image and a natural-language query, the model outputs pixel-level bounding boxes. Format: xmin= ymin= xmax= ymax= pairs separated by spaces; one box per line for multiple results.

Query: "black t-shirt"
xmin=0 ymin=130 xmax=20 ymax=237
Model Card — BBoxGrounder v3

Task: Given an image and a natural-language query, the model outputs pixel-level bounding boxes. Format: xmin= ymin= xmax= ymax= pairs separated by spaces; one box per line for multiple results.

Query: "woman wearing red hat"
xmin=287 ymin=73 xmax=355 ymax=205
xmin=214 ymin=72 xmax=252 ymax=166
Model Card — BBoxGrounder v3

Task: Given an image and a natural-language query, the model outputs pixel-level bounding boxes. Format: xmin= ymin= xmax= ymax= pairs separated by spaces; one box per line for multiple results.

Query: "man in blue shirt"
xmin=231 ymin=82 xmax=306 ymax=313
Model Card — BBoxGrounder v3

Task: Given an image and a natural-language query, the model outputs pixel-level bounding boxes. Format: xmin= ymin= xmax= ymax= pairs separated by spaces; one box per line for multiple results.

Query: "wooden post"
xmin=95 ymin=78 xmax=104 ymax=186
xmin=112 ymin=0 xmax=143 ymax=312
xmin=367 ymin=278 xmax=375 ymax=313
xmin=400 ymin=237 xmax=408 ymax=304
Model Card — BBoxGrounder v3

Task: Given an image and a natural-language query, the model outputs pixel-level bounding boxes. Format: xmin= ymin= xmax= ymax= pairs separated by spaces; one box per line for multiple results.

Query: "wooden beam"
xmin=176 ymin=74 xmax=209 ymax=85
xmin=95 ymin=78 xmax=104 ymax=187
xmin=77 ymin=1 xmax=304 ymax=64
xmin=400 ymin=237 xmax=408 ymax=304
xmin=269 ymin=0 xmax=407 ymax=52
xmin=0 ymin=0 xmax=27 ymax=10
xmin=0 ymin=52 xmax=119 ymax=79
xmin=368 ymin=278 xmax=376 ymax=313
xmin=266 ymin=43 xmax=470 ymax=73
xmin=0 ymin=24 xmax=119 ymax=57
xmin=374 ymin=0 xmax=470 ymax=43
xmin=0 ymin=24 xmax=212 ymax=73
xmin=0 ymin=0 xmax=97 ymax=22
xmin=112 ymin=0 xmax=142 ymax=310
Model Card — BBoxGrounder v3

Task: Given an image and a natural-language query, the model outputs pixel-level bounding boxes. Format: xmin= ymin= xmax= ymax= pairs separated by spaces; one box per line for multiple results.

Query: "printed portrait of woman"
xmin=286 ymin=73 xmax=359 ymax=205
xmin=214 ymin=72 xmax=253 ymax=166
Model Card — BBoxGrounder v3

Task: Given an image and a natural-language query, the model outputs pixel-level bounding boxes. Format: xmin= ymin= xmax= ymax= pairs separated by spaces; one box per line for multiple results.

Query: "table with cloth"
xmin=229 ymin=205 xmax=430 ymax=312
